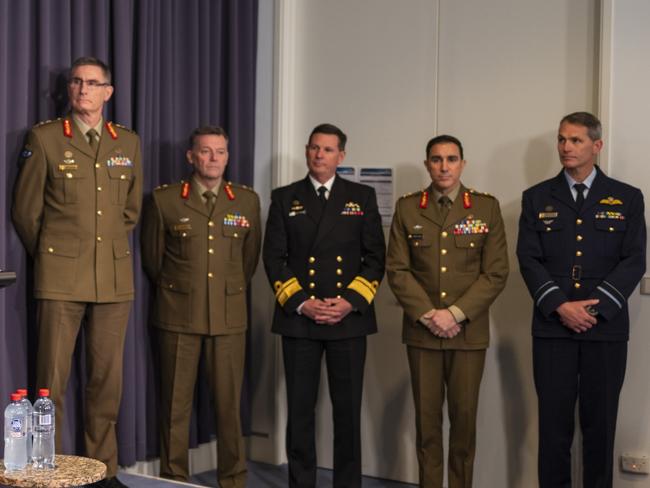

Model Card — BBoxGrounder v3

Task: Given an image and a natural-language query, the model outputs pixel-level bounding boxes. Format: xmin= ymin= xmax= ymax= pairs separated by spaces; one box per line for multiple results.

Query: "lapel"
xmin=66 ymin=116 xmax=96 ymax=159
xmin=442 ymin=185 xmax=470 ymax=230
xmin=96 ymin=122 xmax=121 ymax=163
xmin=312 ymin=175 xmax=347 ymax=247
xmin=549 ymin=170 xmax=577 ymax=212
xmin=581 ymin=167 xmax=609 ymax=214
xmin=295 ymin=176 xmax=322 ymax=226
xmin=212 ymin=181 xmax=237 ymax=218
xmin=419 ymin=185 xmax=444 ymax=227
xmin=182 ymin=179 xmax=236 ymax=218
xmin=183 ymin=180 xmax=210 ymax=217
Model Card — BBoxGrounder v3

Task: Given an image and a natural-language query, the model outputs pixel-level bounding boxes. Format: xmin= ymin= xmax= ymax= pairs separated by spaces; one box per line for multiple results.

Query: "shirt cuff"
xmin=448 ymin=305 xmax=466 ymax=324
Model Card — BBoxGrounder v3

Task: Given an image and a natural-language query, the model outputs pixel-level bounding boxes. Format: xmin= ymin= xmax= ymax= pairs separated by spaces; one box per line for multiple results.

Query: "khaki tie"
xmin=203 ymin=190 xmax=216 ymax=215
xmin=438 ymin=195 xmax=452 ymax=219
xmin=87 ymin=129 xmax=99 ymax=155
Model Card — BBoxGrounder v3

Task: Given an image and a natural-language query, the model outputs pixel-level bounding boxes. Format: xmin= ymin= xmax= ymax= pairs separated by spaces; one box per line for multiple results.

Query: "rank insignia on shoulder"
xmin=419 ymin=191 xmax=429 ymax=209
xmin=600 ymin=196 xmax=623 ymax=205
xmin=224 ymin=184 xmax=235 ymax=201
xmin=180 ymin=182 xmax=190 ymax=199
xmin=20 ymin=149 xmax=32 ymax=158
xmin=454 ymin=218 xmax=489 ymax=235
xmin=341 ymin=201 xmax=363 ymax=216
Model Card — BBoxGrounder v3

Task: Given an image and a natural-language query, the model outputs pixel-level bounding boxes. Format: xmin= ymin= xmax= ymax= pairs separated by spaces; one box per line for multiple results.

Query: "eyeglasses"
xmin=68 ymin=77 xmax=111 ymax=90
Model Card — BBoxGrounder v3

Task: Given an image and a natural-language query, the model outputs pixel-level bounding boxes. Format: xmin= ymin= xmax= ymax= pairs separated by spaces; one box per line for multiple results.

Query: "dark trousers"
xmin=36 ymin=299 xmax=131 ymax=478
xmin=533 ymin=338 xmax=627 ymax=488
xmin=157 ymin=331 xmax=246 ymax=488
xmin=282 ymin=335 xmax=367 ymax=488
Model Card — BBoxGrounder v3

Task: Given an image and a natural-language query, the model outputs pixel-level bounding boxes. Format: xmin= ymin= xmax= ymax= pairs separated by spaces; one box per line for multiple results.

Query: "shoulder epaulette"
xmin=113 ymin=122 xmax=136 ymax=134
xmin=228 ymin=181 xmax=255 ymax=193
xmin=468 ymin=188 xmax=496 ymax=199
xmin=399 ymin=188 xmax=427 ymax=200
xmin=33 ymin=118 xmax=61 ymax=128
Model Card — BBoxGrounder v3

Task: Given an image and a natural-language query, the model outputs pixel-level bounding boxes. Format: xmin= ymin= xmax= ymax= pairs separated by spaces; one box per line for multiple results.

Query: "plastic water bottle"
xmin=16 ymin=389 xmax=33 ymax=462
xmin=32 ymin=388 xmax=55 ymax=469
xmin=4 ymin=393 xmax=28 ymax=471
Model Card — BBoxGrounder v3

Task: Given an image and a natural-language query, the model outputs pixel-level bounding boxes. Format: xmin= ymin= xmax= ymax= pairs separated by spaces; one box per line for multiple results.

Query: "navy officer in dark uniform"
xmin=517 ymin=112 xmax=646 ymax=488
xmin=263 ymin=123 xmax=385 ymax=488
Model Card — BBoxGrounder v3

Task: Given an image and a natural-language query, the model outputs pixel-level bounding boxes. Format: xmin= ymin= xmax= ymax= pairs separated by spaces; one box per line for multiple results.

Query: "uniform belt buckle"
xmin=571 ymin=265 xmax=582 ymax=281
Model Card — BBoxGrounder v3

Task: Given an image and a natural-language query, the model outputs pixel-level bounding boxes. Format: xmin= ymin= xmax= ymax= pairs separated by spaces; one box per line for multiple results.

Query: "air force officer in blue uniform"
xmin=263 ymin=123 xmax=385 ymax=488
xmin=517 ymin=112 xmax=646 ymax=488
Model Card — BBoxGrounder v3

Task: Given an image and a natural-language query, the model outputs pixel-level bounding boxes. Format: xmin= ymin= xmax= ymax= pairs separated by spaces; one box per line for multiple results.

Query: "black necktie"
xmin=574 ymin=183 xmax=586 ymax=209
xmin=438 ymin=196 xmax=452 ymax=219
xmin=317 ymin=186 xmax=327 ymax=205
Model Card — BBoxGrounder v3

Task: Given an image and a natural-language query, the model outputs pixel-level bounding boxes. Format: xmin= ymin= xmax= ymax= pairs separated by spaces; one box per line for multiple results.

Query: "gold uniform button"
xmin=96 ymin=236 xmax=102 ymax=242
xmin=608 ymin=227 xmax=614 ymax=232
xmin=336 ymin=269 xmax=343 ymax=275
xmin=97 ymin=186 xmax=102 ymax=191
xmin=336 ymin=282 xmax=343 ymax=288
xmin=576 ymin=235 xmax=583 ymax=241
xmin=120 ymin=174 xmax=126 ymax=180
xmin=168 ymin=284 xmax=174 ymax=289
xmin=208 ymin=221 xmax=215 ymax=227
xmin=308 ymin=269 xmax=315 ymax=276
xmin=576 ymin=218 xmax=583 ymax=225
xmin=574 ymin=282 xmax=581 ymax=289
xmin=208 ymin=272 xmax=214 ymax=278
xmin=414 ymin=241 xmax=420 ymax=247
xmin=47 ymin=247 xmax=54 ymax=253
xmin=309 ymin=282 xmax=315 ymax=289
xmin=546 ymin=227 xmax=552 ymax=232
xmin=208 ymin=235 xmax=214 ymax=240
xmin=310 ymin=295 xmax=316 ymax=300
xmin=470 ymin=242 xmax=475 ymax=248
xmin=309 ymin=257 xmax=316 ymax=263
xmin=66 ymin=172 xmax=73 ymax=179
xmin=440 ymin=291 xmax=447 ymax=298
xmin=441 ymin=249 xmax=447 ymax=255
xmin=95 ymin=163 xmax=100 ymax=168
xmin=336 ymin=256 xmax=343 ymax=262
xmin=441 ymin=266 xmax=447 ymax=273
xmin=233 ymin=232 xmax=239 ymax=238
xmin=208 ymin=249 xmax=214 ymax=254
xmin=181 ymin=232 xmax=187 ymax=237
xmin=576 ymin=250 xmax=583 ymax=257
xmin=441 ymin=231 xmax=448 ymax=238
xmin=97 ymin=210 xmax=103 ymax=216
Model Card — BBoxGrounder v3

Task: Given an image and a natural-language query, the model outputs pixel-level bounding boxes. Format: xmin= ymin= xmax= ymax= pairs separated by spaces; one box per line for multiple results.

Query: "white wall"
xmin=248 ymin=1 xmax=618 ymax=487
xmin=604 ymin=0 xmax=650 ymax=486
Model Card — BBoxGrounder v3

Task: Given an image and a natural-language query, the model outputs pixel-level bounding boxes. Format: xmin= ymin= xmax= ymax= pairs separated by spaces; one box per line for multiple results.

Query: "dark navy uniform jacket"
xmin=517 ymin=167 xmax=646 ymax=341
xmin=263 ymin=175 xmax=386 ymax=340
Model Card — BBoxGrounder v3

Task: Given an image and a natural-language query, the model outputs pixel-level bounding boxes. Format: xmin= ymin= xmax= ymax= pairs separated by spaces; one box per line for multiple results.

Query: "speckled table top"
xmin=0 ymin=454 xmax=106 ymax=487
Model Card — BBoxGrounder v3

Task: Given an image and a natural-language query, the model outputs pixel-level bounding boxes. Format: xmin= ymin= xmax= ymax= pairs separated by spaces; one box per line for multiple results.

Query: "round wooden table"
xmin=0 ymin=455 xmax=106 ymax=487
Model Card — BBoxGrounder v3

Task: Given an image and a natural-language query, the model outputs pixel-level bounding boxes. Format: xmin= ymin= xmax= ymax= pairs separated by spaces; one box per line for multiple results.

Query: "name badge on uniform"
xmin=538 ymin=205 xmax=557 ymax=225
xmin=289 ymin=200 xmax=305 ymax=217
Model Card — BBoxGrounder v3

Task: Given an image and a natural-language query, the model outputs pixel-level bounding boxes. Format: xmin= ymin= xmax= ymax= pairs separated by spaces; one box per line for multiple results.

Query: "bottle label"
xmin=10 ymin=418 xmax=24 ymax=437
xmin=37 ymin=414 xmax=52 ymax=426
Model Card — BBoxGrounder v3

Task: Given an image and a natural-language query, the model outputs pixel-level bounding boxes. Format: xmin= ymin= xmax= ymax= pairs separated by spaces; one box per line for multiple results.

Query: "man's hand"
xmin=301 ymin=297 xmax=353 ymax=325
xmin=556 ymin=299 xmax=600 ymax=333
xmin=420 ymin=308 xmax=462 ymax=338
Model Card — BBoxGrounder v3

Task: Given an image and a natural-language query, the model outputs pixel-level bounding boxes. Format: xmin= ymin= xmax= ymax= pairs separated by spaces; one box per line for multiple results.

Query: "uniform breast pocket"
xmin=51 ymin=169 xmax=87 ymax=204
xmin=107 ymin=167 xmax=133 ymax=205
xmin=594 ymin=219 xmax=626 ymax=256
xmin=454 ymin=234 xmax=486 ymax=273
xmin=535 ymin=219 xmax=566 ymax=257
xmin=166 ymin=228 xmax=196 ymax=261
xmin=223 ymin=225 xmax=249 ymax=262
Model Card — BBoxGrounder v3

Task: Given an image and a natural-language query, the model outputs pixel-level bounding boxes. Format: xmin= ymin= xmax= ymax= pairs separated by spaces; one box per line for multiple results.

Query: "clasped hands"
xmin=556 ymin=299 xmax=599 ymax=333
xmin=301 ymin=297 xmax=353 ymax=325
xmin=420 ymin=308 xmax=461 ymax=338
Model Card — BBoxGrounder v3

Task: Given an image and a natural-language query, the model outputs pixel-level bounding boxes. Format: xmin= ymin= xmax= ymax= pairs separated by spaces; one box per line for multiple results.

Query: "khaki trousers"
xmin=157 ymin=330 xmax=246 ymax=488
xmin=36 ymin=299 xmax=131 ymax=477
xmin=407 ymin=346 xmax=486 ymax=488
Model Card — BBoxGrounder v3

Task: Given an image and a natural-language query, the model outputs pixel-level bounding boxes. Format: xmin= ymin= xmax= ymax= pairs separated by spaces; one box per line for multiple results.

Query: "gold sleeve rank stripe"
xmin=347 ymin=276 xmax=378 ymax=304
xmin=274 ymin=277 xmax=303 ymax=306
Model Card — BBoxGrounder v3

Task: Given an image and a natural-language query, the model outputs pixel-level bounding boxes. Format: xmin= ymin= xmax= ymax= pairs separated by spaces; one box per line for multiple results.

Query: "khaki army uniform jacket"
xmin=12 ymin=116 xmax=142 ymax=302
xmin=141 ymin=180 xmax=261 ymax=335
xmin=387 ymin=184 xmax=509 ymax=350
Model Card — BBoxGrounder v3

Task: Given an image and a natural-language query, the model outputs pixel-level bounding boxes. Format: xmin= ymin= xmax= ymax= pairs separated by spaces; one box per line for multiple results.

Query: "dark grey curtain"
xmin=0 ymin=0 xmax=258 ymax=466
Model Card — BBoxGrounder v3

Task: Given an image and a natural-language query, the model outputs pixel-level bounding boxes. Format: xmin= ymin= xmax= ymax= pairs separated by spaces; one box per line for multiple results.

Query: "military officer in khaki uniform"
xmin=141 ymin=126 xmax=261 ymax=487
xmin=12 ymin=57 xmax=142 ymax=488
xmin=386 ymin=135 xmax=508 ymax=488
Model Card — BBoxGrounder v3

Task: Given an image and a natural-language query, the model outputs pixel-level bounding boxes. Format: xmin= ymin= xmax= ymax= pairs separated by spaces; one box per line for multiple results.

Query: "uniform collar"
xmin=72 ymin=114 xmax=103 ymax=138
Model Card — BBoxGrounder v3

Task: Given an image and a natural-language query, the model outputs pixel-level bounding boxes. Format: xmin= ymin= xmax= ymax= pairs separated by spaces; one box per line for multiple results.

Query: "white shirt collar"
xmin=564 ymin=166 xmax=597 ymax=190
xmin=308 ymin=174 xmax=336 ymax=194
